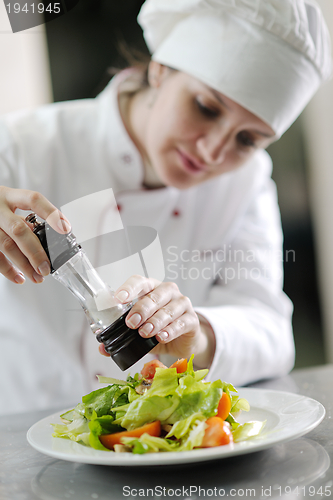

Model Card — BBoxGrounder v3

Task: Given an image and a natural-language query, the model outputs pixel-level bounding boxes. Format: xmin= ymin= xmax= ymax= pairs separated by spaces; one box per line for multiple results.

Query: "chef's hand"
xmin=99 ymin=275 xmax=216 ymax=369
xmin=0 ymin=186 xmax=71 ymax=284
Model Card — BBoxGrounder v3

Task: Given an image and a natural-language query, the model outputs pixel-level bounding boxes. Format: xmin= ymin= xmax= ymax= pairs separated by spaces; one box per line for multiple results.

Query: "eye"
xmin=237 ymin=132 xmax=256 ymax=149
xmin=195 ymin=99 xmax=219 ymax=118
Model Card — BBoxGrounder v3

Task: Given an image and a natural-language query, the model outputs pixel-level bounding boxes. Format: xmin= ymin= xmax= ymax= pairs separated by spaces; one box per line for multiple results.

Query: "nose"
xmin=196 ymin=127 xmax=230 ymax=166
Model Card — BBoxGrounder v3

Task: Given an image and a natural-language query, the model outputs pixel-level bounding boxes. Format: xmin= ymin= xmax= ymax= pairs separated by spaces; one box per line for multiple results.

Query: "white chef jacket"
xmin=0 ymin=72 xmax=294 ymax=416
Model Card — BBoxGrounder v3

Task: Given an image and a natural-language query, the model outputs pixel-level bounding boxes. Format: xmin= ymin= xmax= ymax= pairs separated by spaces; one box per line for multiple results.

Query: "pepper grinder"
xmin=26 ymin=213 xmax=158 ymax=370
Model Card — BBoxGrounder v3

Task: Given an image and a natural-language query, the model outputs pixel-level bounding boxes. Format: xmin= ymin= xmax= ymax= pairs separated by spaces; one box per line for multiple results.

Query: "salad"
xmin=52 ymin=356 xmax=265 ymax=454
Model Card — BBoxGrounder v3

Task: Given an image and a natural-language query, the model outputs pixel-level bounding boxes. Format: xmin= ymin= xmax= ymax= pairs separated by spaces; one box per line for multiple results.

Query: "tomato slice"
xmin=169 ymin=358 xmax=188 ymax=373
xmin=201 ymin=417 xmax=233 ymax=447
xmin=99 ymin=421 xmax=161 ymax=449
xmin=216 ymin=392 xmax=232 ymax=421
xmin=140 ymin=360 xmax=167 ymax=379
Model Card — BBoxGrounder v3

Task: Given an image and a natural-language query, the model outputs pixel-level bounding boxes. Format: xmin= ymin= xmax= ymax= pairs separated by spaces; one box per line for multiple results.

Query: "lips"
xmin=177 ymin=150 xmax=207 ymax=174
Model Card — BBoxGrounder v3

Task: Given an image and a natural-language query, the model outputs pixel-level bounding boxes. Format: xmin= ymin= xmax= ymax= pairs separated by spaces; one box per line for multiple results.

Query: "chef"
xmin=0 ymin=0 xmax=331 ymax=415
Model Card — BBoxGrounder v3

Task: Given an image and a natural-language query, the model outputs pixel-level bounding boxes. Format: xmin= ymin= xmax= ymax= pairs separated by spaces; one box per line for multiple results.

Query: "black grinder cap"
xmin=25 ymin=213 xmax=80 ymax=273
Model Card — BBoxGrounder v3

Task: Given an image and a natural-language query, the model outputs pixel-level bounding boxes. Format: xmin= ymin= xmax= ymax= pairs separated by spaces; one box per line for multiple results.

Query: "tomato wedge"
xmin=201 ymin=417 xmax=233 ymax=447
xmin=140 ymin=360 xmax=167 ymax=379
xmin=99 ymin=421 xmax=161 ymax=449
xmin=216 ymin=392 xmax=232 ymax=421
xmin=169 ymin=358 xmax=188 ymax=373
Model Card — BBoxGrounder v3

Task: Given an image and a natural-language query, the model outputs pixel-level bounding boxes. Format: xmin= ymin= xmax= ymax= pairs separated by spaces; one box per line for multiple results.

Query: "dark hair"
xmin=113 ymin=39 xmax=151 ymax=85
xmin=94 ymin=38 xmax=151 ymax=96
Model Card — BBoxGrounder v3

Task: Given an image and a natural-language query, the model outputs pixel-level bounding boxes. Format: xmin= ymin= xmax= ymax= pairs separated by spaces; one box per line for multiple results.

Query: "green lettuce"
xmin=232 ymin=420 xmax=266 ymax=442
xmin=122 ymin=434 xmax=179 ymax=453
xmin=75 ymin=385 xmax=119 ymax=417
xmin=115 ymin=361 xmax=222 ymax=430
xmin=231 ymin=397 xmax=250 ymax=413
xmin=52 ymin=356 xmax=265 ymax=453
xmin=52 ymin=415 xmax=90 ymax=445
xmin=118 ymin=395 xmax=180 ymax=430
xmin=52 ymin=408 xmax=124 ymax=450
xmin=121 ymin=417 xmax=207 ymax=453
xmin=166 ymin=412 xmax=206 ymax=439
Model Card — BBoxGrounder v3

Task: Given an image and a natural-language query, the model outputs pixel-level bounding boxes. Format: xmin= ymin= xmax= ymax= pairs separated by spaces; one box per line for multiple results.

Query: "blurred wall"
xmin=0 ymin=2 xmax=52 ymax=114
xmin=302 ymin=0 xmax=333 ymax=363
xmin=268 ymin=119 xmax=325 ymax=368
xmin=44 ymin=0 xmax=147 ymax=102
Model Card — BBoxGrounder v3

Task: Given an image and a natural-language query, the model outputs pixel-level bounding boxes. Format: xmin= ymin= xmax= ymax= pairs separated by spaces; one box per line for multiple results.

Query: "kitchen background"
xmin=1 ymin=0 xmax=332 ymax=369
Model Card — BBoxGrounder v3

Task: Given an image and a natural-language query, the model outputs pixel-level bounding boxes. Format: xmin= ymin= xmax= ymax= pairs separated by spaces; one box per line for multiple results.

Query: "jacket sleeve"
xmin=195 ymin=172 xmax=295 ymax=386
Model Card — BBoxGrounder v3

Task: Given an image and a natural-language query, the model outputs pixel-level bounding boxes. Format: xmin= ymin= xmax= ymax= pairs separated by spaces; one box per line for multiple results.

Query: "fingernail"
xmin=157 ymin=331 xmax=169 ymax=341
xmin=140 ymin=323 xmax=154 ymax=336
xmin=127 ymin=313 xmax=141 ymax=328
xmin=14 ymin=273 xmax=25 ymax=284
xmin=57 ymin=218 xmax=71 ymax=233
xmin=99 ymin=344 xmax=110 ymax=357
xmin=115 ymin=290 xmax=129 ymax=302
xmin=38 ymin=261 xmax=50 ymax=276
xmin=33 ymin=272 xmax=44 ymax=283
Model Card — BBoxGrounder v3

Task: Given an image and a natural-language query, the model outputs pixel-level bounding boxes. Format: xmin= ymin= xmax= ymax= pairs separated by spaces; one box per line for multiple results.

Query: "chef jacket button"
xmin=121 ymin=154 xmax=132 ymax=164
xmin=172 ymin=209 xmax=180 ymax=217
xmin=116 ymin=203 xmax=122 ymax=212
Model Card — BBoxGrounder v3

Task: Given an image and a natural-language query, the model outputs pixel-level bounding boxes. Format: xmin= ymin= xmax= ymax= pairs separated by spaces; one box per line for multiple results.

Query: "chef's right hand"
xmin=0 ymin=186 xmax=71 ymax=284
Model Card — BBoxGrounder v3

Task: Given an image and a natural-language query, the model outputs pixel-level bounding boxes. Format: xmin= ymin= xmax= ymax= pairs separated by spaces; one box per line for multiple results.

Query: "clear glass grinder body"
xmin=26 ymin=214 xmax=158 ymax=370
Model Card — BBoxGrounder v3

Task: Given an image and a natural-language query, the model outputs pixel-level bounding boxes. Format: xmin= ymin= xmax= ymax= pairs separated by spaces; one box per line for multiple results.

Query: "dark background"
xmin=44 ymin=0 xmax=325 ymax=369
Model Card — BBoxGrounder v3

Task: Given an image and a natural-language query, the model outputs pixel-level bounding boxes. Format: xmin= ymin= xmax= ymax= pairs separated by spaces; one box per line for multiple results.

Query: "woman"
xmin=0 ymin=0 xmax=331 ymax=415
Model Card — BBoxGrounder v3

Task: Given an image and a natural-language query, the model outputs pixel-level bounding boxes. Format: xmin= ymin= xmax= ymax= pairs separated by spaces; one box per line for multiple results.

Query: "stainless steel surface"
xmin=1 ymin=365 xmax=332 ymax=500
xmin=25 ymin=213 xmax=41 ymax=229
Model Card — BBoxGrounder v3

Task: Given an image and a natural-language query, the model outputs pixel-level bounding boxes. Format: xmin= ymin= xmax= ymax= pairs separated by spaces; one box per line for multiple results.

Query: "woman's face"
xmin=139 ymin=63 xmax=276 ymax=190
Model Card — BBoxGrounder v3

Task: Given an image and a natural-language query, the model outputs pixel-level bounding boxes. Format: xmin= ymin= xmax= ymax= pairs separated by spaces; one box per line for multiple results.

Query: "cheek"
xmin=147 ymin=117 xmax=191 ymax=154
xmin=219 ymin=149 xmax=255 ymax=174
xmin=145 ymin=98 xmax=200 ymax=155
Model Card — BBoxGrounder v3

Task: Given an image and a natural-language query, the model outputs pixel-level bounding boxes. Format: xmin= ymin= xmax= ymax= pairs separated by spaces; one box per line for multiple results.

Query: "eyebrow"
xmin=207 ymin=88 xmax=275 ymax=139
xmin=253 ymin=130 xmax=275 ymax=138
xmin=208 ymin=88 xmax=232 ymax=110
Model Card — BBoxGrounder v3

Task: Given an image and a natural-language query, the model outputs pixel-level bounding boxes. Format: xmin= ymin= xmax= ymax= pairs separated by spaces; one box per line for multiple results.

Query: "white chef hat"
xmin=137 ymin=0 xmax=332 ymax=137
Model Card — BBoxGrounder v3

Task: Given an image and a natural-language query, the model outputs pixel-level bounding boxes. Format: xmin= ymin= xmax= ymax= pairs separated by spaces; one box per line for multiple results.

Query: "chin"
xmin=158 ymin=164 xmax=204 ymax=190
xmin=162 ymin=173 xmax=195 ymax=190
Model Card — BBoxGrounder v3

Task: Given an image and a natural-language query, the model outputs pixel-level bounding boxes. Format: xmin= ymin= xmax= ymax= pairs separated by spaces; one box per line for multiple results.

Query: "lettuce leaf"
xmin=119 ymin=395 xmax=180 ymax=430
xmin=97 ymin=376 xmax=127 ymax=386
xmin=75 ymin=385 xmax=120 ymax=417
xmin=231 ymin=397 xmax=250 ymax=413
xmin=88 ymin=415 xmax=123 ymax=451
xmin=51 ymin=415 xmax=90 ymax=445
xmin=232 ymin=420 xmax=266 ymax=442
xmin=166 ymin=412 xmax=206 ymax=439
xmin=167 ymin=376 xmax=222 ymax=423
xmin=51 ymin=355 xmax=264 ymax=453
xmin=146 ymin=367 xmax=179 ymax=397
xmin=74 ymin=383 xmax=137 ymax=419
xmin=122 ymin=434 xmax=179 ymax=453
xmin=59 ymin=409 xmax=77 ymax=422
xmin=121 ymin=418 xmax=207 ymax=454
xmin=178 ymin=419 xmax=207 ymax=451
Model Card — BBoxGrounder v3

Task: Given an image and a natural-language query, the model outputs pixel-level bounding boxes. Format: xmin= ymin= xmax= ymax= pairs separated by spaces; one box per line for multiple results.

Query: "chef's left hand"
xmin=99 ymin=275 xmax=215 ymax=368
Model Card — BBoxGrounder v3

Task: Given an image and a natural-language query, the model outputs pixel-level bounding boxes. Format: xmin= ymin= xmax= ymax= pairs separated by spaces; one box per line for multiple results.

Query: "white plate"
xmin=27 ymin=388 xmax=325 ymax=466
